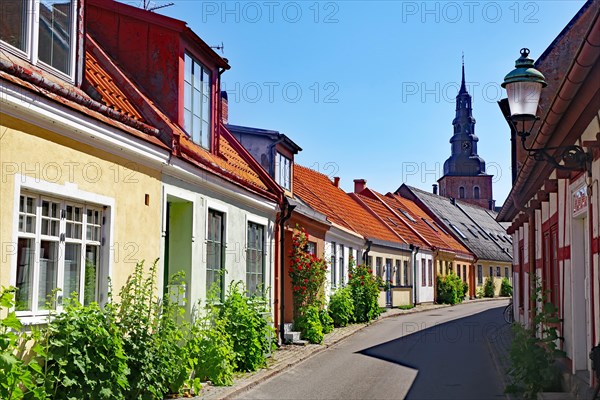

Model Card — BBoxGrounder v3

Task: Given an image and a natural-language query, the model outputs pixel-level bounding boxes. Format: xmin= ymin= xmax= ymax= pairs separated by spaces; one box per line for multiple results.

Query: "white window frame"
xmin=330 ymin=242 xmax=337 ymax=288
xmin=183 ymin=53 xmax=212 ymax=150
xmin=275 ymin=152 xmax=291 ymax=191
xmin=0 ymin=0 xmax=78 ymax=82
xmin=11 ymin=177 xmax=113 ymax=324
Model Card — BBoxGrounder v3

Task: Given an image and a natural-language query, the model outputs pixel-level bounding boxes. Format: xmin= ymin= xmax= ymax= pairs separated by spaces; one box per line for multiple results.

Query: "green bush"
xmin=115 ymin=260 xmax=188 ymax=399
xmin=484 ymin=276 xmax=496 ymax=298
xmin=319 ymin=307 xmax=334 ymax=334
xmin=0 ymin=287 xmax=42 ymax=400
xmin=219 ymin=282 xmax=274 ymax=372
xmin=500 ymin=278 xmax=513 ymax=297
xmin=295 ymin=305 xmax=323 ymax=344
xmin=187 ymin=305 xmax=235 ymax=387
xmin=506 ymin=278 xmax=565 ymax=399
xmin=328 ymin=287 xmax=354 ymax=327
xmin=43 ymin=299 xmax=129 ymax=399
xmin=348 ymin=264 xmax=380 ymax=323
xmin=436 ymin=273 xmax=465 ymax=305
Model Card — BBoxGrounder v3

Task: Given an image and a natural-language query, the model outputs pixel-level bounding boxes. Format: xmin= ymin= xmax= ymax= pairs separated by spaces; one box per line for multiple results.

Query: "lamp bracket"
xmin=509 ymin=117 xmax=592 ymax=174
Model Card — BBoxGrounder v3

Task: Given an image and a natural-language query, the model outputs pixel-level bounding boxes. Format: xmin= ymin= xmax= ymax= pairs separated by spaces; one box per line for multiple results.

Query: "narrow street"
xmin=241 ymin=300 xmax=510 ymax=400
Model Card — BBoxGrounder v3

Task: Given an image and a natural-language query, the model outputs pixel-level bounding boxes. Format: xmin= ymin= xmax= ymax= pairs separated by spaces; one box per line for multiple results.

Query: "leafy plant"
xmin=187 ymin=303 xmax=235 ymax=387
xmin=500 ymin=278 xmax=513 ymax=297
xmin=295 ymin=305 xmax=323 ymax=344
xmin=42 ymin=298 xmax=129 ymax=399
xmin=115 ymin=260 xmax=188 ymax=399
xmin=396 ymin=304 xmax=414 ymax=310
xmin=476 ymin=286 xmax=484 ymax=298
xmin=348 ymin=262 xmax=380 ymax=323
xmin=484 ymin=276 xmax=496 ymax=298
xmin=328 ymin=286 xmax=354 ymax=327
xmin=219 ymin=281 xmax=274 ymax=372
xmin=436 ymin=273 xmax=465 ymax=305
xmin=506 ymin=277 xmax=565 ymax=399
xmin=0 ymin=286 xmax=40 ymax=400
xmin=319 ymin=307 xmax=334 ymax=334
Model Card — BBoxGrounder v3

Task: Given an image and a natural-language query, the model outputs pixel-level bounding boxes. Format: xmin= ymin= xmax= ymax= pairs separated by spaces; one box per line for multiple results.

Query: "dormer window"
xmin=275 ymin=152 xmax=291 ymax=191
xmin=1 ymin=0 xmax=77 ymax=79
xmin=184 ymin=53 xmax=211 ymax=150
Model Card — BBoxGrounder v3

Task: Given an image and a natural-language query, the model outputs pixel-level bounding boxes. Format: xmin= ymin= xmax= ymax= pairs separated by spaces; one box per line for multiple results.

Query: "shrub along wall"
xmin=0 ymin=260 xmax=276 ymax=399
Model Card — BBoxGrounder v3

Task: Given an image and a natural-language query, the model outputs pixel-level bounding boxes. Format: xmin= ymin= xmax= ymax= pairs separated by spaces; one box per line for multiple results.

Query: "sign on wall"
xmin=572 ymin=185 xmax=588 ymax=217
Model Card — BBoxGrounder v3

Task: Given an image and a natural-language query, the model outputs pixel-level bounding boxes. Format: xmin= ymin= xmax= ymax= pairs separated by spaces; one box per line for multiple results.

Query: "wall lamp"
xmin=502 ymin=48 xmax=592 ymax=173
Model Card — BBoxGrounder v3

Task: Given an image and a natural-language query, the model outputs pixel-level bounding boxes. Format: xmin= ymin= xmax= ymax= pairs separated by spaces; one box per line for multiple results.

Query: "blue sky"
xmin=153 ymin=0 xmax=585 ymax=205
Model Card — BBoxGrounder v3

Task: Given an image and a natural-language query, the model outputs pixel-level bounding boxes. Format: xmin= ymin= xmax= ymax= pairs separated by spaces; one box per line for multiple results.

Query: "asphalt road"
xmin=240 ymin=300 xmax=510 ymax=400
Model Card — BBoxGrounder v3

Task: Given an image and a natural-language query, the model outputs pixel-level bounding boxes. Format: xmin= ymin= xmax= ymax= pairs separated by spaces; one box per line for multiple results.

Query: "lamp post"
xmin=502 ymin=48 xmax=591 ymax=173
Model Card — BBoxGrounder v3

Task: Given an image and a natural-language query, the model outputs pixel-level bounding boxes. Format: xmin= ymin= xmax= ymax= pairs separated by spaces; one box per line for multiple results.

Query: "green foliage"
xmin=319 ymin=308 xmax=334 ymax=334
xmin=506 ymin=277 xmax=565 ymax=399
xmin=328 ymin=287 xmax=355 ymax=327
xmin=187 ymin=304 xmax=235 ymax=387
xmin=219 ymin=282 xmax=274 ymax=372
xmin=295 ymin=306 xmax=323 ymax=344
xmin=500 ymin=278 xmax=513 ymax=297
xmin=396 ymin=304 xmax=415 ymax=310
xmin=484 ymin=276 xmax=496 ymax=298
xmin=115 ymin=260 xmax=188 ymax=399
xmin=436 ymin=273 xmax=465 ymax=305
xmin=43 ymin=299 xmax=129 ymax=399
xmin=0 ymin=286 xmax=40 ymax=400
xmin=476 ymin=286 xmax=484 ymax=299
xmin=348 ymin=263 xmax=380 ymax=323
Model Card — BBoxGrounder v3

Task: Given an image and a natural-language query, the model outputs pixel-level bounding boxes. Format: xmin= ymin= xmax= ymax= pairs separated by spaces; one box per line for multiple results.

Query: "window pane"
xmin=84 ymin=245 xmax=99 ymax=306
xmin=193 ymin=115 xmax=201 ymax=144
xmin=184 ymin=54 xmax=192 ymax=83
xmin=16 ymin=238 xmax=35 ymax=311
xmin=63 ymin=243 xmax=81 ymax=301
xmin=38 ymin=0 xmax=72 ymax=75
xmin=38 ymin=240 xmax=59 ymax=309
xmin=0 ymin=0 xmax=28 ymax=51
xmin=201 ymin=121 xmax=210 ymax=150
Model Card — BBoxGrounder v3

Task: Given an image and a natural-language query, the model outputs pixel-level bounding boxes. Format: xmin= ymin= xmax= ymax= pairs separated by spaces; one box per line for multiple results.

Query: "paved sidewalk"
xmin=195 ymin=298 xmax=507 ymax=400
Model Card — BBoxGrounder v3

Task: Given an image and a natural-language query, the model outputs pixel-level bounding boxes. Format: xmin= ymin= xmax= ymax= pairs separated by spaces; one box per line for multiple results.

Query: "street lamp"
xmin=502 ymin=48 xmax=591 ymax=172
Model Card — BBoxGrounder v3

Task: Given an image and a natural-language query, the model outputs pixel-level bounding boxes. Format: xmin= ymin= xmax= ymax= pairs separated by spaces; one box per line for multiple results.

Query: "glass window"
xmin=489 ymin=266 xmax=493 ymax=278
xmin=1 ymin=0 xmax=75 ymax=77
xmin=385 ymin=258 xmax=392 ymax=282
xmin=477 ymin=265 xmax=483 ymax=285
xmin=15 ymin=193 xmax=104 ymax=315
xmin=496 ymin=266 xmax=501 ymax=277
xmin=428 ymin=259 xmax=433 ymax=287
xmin=474 ymin=186 xmax=480 ymax=199
xmin=339 ymin=245 xmax=345 ymax=287
xmin=183 ymin=53 xmax=211 ymax=149
xmin=246 ymin=222 xmax=265 ymax=296
xmin=206 ymin=209 xmax=225 ymax=299
xmin=459 ymin=186 xmax=465 ymax=199
xmin=305 ymin=241 xmax=316 ymax=256
xmin=504 ymin=267 xmax=509 ymax=279
xmin=394 ymin=259 xmax=401 ymax=286
xmin=330 ymin=242 xmax=337 ymax=288
xmin=421 ymin=259 xmax=426 ymax=287
xmin=275 ymin=153 xmax=291 ymax=191
xmin=463 ymin=265 xmax=467 ymax=282
xmin=403 ymin=260 xmax=409 ymax=286
xmin=376 ymin=257 xmax=383 ymax=278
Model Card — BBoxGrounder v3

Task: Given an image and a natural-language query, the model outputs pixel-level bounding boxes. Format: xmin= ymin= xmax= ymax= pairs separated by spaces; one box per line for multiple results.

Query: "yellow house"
xmin=0 ymin=6 xmax=168 ymax=323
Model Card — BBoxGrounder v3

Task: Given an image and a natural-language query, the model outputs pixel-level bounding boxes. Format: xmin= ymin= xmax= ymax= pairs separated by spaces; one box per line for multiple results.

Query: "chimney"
xmin=221 ymin=90 xmax=228 ymax=124
xmin=432 ymin=184 xmax=438 ymax=195
xmin=353 ymin=179 xmax=367 ymax=193
xmin=333 ymin=177 xmax=340 ymax=188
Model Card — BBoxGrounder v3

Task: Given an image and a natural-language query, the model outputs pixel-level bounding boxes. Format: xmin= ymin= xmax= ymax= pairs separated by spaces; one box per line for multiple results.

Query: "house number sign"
xmin=572 ymin=185 xmax=588 ymax=217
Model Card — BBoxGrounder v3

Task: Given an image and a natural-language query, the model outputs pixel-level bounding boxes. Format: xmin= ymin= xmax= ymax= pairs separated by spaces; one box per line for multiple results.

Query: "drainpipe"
xmin=278 ymin=198 xmax=295 ymax=344
xmin=362 ymin=240 xmax=373 ymax=265
xmin=411 ymin=244 xmax=420 ymax=306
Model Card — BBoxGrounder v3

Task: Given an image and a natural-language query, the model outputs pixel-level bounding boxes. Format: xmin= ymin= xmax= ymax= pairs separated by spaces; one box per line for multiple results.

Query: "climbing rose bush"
xmin=289 ymin=227 xmax=327 ymax=314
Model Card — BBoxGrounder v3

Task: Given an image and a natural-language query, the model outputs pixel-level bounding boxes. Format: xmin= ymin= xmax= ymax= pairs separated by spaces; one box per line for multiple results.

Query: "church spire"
xmin=459 ymin=53 xmax=467 ymax=94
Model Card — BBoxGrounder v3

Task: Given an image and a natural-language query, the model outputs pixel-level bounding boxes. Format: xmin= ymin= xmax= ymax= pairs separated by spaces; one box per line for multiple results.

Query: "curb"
xmin=198 ymin=299 xmax=510 ymax=399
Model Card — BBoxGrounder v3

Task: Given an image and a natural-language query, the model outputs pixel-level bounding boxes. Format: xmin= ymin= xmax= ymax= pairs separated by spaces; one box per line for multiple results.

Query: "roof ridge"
xmin=351 ymin=193 xmax=409 ymax=245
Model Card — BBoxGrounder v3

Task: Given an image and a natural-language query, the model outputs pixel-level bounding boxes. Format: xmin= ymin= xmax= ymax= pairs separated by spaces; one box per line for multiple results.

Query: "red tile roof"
xmin=385 ymin=192 xmax=472 ymax=257
xmin=293 ymin=165 xmax=402 ymax=244
xmin=83 ymin=35 xmax=278 ymax=199
xmin=84 ymin=49 xmax=144 ymax=122
xmin=352 ymin=192 xmax=426 ymax=247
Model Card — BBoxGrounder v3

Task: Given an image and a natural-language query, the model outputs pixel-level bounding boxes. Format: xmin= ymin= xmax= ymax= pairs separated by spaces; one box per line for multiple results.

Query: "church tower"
xmin=437 ymin=61 xmax=494 ymax=210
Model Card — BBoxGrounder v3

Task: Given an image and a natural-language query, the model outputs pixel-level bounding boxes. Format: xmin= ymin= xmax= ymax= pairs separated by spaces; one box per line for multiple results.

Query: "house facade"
xmin=85 ymin=0 xmax=284 ymax=318
xmin=0 ymin=0 xmax=168 ymax=324
xmin=498 ymin=0 xmax=599 ymax=389
xmin=399 ymin=185 xmax=512 ymax=298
